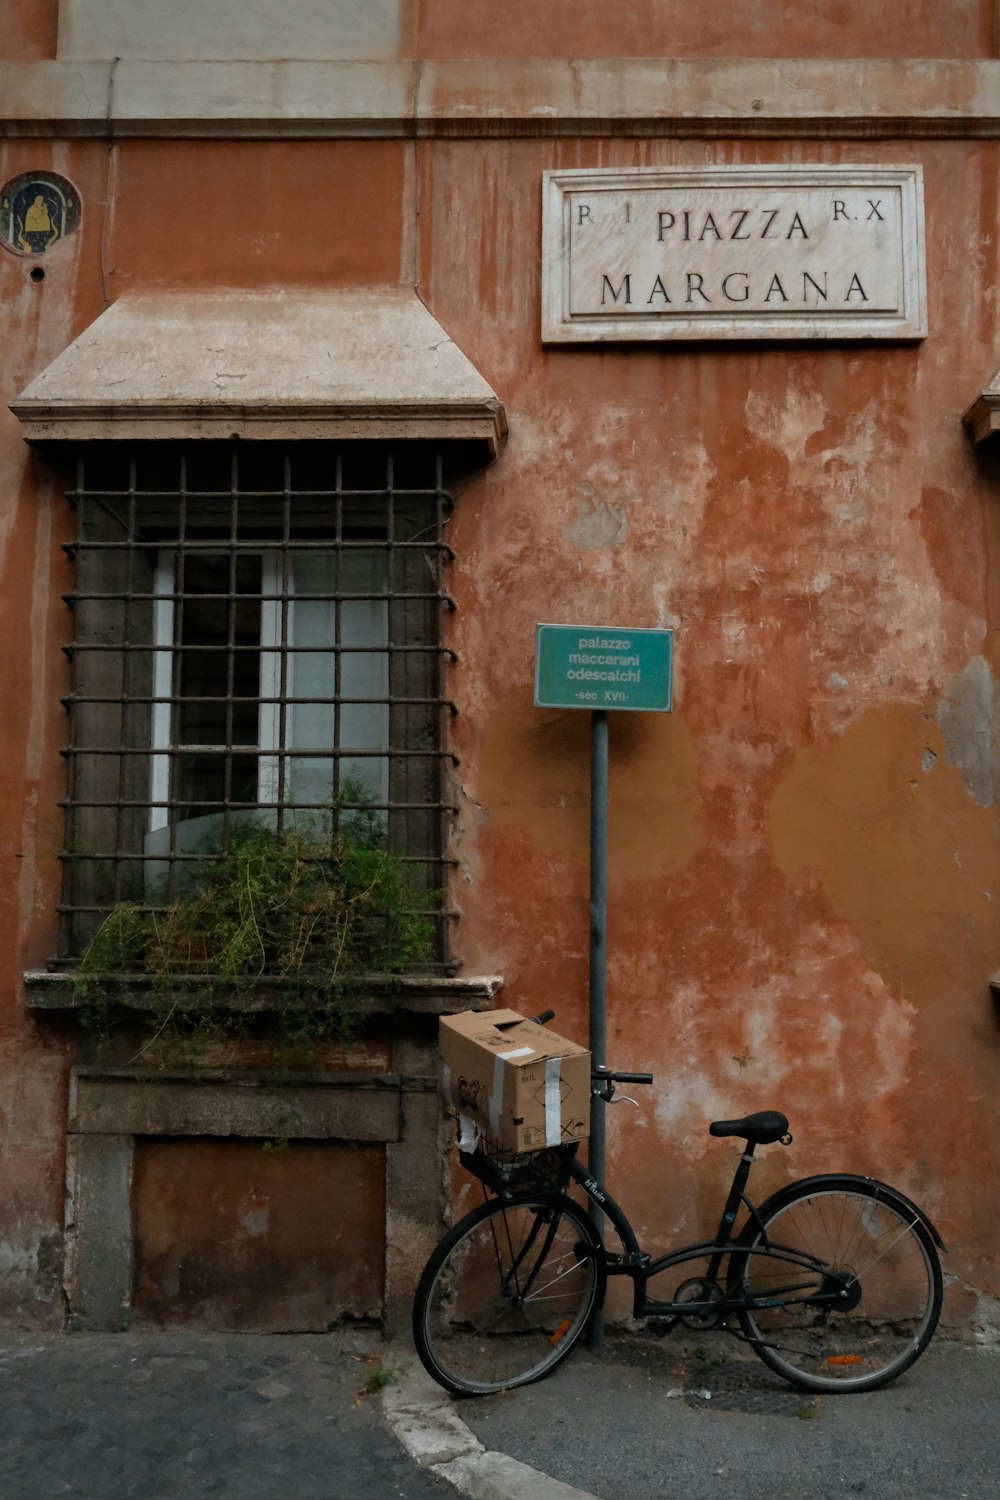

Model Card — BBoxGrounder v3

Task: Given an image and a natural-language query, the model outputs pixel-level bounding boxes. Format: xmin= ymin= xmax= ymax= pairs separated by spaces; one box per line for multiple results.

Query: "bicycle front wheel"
xmin=413 ymin=1193 xmax=603 ymax=1395
xmin=733 ymin=1176 xmax=942 ymax=1393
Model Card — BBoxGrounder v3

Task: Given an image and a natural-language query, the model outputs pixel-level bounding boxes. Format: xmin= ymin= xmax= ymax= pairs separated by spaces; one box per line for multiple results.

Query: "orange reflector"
xmin=549 ymin=1318 xmax=573 ymax=1347
xmin=827 ymin=1354 xmax=864 ymax=1366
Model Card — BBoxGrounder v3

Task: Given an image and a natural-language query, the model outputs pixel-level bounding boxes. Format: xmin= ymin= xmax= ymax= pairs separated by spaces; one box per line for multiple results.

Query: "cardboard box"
xmin=439 ymin=1009 xmax=591 ymax=1154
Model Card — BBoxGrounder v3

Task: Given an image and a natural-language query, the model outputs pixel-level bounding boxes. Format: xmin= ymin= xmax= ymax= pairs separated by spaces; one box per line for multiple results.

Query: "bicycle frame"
xmin=564 ymin=1142 xmax=836 ymax=1323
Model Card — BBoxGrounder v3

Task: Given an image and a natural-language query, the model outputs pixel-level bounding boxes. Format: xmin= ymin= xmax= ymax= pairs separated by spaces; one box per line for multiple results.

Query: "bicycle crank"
xmin=673 ymin=1277 xmax=726 ymax=1330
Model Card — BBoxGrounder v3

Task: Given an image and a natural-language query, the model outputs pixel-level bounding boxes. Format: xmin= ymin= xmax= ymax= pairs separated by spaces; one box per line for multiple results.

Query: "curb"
xmin=382 ymin=1361 xmax=600 ymax=1500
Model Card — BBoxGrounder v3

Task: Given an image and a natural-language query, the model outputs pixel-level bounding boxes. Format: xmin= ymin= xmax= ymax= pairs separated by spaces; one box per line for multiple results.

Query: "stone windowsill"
xmin=22 ymin=969 xmax=504 ymax=1017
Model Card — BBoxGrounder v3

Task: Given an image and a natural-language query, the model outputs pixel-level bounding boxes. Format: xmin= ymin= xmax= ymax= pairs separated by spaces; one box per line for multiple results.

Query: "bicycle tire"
xmin=413 ymin=1192 xmax=603 ymax=1395
xmin=731 ymin=1175 xmax=942 ymax=1393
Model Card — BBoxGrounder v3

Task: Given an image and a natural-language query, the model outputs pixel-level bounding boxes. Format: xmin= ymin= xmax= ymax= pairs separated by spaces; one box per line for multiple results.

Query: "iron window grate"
xmin=58 ymin=442 xmax=458 ymax=970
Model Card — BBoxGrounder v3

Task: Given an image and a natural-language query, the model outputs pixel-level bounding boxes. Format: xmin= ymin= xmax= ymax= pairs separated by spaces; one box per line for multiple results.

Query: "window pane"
xmin=285 ymin=550 xmax=389 ymax=808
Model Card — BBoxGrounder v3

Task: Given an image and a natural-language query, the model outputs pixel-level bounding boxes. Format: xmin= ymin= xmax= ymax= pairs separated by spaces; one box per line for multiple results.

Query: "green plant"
xmin=359 ymin=1362 xmax=398 ymax=1397
xmin=74 ymin=788 xmax=435 ymax=1053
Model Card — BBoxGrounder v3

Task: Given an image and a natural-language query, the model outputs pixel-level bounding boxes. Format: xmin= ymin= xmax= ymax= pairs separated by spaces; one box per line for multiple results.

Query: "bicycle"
xmin=413 ymin=1010 xmax=945 ymax=1397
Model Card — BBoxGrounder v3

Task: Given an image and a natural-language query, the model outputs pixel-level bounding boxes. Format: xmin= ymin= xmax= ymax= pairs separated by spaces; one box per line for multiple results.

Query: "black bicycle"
xmin=413 ymin=1012 xmax=945 ymax=1397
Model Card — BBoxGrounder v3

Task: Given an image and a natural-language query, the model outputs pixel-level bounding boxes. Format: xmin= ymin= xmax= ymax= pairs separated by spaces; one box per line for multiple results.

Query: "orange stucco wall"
xmin=426 ymin=138 xmax=1000 ymax=1319
xmin=2 ymin=15 xmax=1000 ymax=1331
xmin=410 ymin=0 xmax=997 ymax=61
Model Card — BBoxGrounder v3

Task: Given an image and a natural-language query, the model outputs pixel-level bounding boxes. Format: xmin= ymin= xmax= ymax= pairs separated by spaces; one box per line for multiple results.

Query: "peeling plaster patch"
xmin=0 ymin=1234 xmax=62 ymax=1304
xmin=820 ymin=1012 xmax=843 ymax=1047
xmin=828 ymin=673 xmax=848 ymax=692
xmin=729 ymin=385 xmax=949 ymax=726
xmin=936 ymin=656 xmax=1000 ymax=807
xmin=653 ymin=1069 xmax=730 ymax=1147
xmin=967 ymin=1286 xmax=1000 ymax=1346
xmin=746 ymin=384 xmax=828 ymax=455
xmin=869 ymin=995 xmax=913 ymax=1095
xmin=651 ymin=930 xmax=913 ymax=1153
xmin=0 ymin=1244 xmax=41 ymax=1277
xmin=744 ymin=1006 xmax=779 ymax=1062
xmin=728 ymin=929 xmax=912 ymax=1112
xmin=502 ymin=408 xmax=712 ymax=586
xmin=564 ymin=485 xmax=628 ymax=551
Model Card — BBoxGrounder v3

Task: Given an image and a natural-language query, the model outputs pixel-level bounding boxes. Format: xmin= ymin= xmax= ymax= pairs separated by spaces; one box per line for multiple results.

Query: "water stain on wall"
xmin=770 ymin=690 xmax=1000 ymax=1010
xmin=474 ymin=688 xmax=704 ymax=882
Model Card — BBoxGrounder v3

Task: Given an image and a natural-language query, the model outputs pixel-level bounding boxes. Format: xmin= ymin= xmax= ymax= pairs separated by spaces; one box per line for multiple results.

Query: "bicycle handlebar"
xmin=528 ymin=1008 xmax=556 ymax=1026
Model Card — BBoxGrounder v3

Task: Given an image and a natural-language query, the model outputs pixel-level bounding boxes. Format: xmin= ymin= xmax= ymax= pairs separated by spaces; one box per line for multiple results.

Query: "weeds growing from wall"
xmin=73 ymin=788 xmax=434 ymax=1061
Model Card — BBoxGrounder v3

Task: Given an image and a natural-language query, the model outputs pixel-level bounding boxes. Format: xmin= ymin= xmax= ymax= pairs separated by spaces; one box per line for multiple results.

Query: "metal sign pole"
xmin=587 ymin=708 xmax=608 ymax=1351
xmin=533 ymin=621 xmax=673 ymax=1355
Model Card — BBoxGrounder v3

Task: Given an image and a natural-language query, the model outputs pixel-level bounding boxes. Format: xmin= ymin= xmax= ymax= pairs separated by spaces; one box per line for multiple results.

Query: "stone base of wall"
xmin=65 ymin=1065 xmax=444 ymax=1332
xmin=22 ymin=972 xmax=503 ymax=1331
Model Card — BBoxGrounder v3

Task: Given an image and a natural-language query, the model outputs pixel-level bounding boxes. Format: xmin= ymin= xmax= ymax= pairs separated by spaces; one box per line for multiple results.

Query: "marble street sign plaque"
xmin=542 ymin=165 xmax=926 ymax=343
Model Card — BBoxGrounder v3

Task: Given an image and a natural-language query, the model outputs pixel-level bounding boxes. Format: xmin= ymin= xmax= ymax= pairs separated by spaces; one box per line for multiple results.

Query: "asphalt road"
xmin=458 ymin=1332 xmax=1000 ymax=1500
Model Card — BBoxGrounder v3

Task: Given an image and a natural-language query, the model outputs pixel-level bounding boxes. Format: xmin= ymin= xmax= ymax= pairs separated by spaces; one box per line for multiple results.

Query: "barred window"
xmin=60 ymin=442 xmax=456 ymax=967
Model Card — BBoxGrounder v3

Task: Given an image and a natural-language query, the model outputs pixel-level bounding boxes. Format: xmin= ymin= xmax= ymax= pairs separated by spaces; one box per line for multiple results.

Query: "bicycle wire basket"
xmin=457 ymin=1132 xmax=580 ymax=1197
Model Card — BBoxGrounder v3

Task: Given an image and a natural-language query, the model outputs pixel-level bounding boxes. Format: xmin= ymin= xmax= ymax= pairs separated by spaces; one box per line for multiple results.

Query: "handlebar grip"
xmin=529 ymin=1008 xmax=555 ymax=1026
xmin=593 ymin=1070 xmax=654 ymax=1085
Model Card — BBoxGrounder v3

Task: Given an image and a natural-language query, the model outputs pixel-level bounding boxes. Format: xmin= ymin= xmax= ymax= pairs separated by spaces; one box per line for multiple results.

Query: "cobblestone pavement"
xmin=0 ymin=1329 xmax=448 ymax=1500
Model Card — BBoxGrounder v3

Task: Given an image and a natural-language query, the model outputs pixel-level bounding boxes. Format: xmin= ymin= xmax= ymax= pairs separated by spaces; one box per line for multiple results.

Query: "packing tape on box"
xmin=545 ymin=1056 xmax=562 ymax=1148
xmin=444 ymin=1040 xmax=564 ymax=1149
xmin=490 ymin=1054 xmax=504 ymax=1138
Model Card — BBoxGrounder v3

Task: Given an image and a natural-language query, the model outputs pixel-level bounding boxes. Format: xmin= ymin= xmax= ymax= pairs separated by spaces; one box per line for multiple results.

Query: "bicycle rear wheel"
xmin=733 ymin=1176 xmax=942 ymax=1393
xmin=413 ymin=1193 xmax=603 ymax=1395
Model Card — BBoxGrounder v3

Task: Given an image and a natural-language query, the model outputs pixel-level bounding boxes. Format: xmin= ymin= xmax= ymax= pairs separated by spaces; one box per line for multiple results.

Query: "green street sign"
xmin=534 ymin=623 xmax=673 ymax=712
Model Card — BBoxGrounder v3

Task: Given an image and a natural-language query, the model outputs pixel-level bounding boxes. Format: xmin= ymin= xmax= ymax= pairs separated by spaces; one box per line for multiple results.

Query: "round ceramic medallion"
xmin=0 ymin=171 xmax=81 ymax=257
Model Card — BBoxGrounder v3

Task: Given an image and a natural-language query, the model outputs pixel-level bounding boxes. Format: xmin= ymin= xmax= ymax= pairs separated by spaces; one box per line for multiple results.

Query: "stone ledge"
xmin=6 ymin=58 xmax=1000 ymax=139
xmin=23 ymin=970 xmax=504 ymax=1015
xmin=964 ymin=380 xmax=1000 ymax=446
xmin=68 ymin=1065 xmax=427 ymax=1139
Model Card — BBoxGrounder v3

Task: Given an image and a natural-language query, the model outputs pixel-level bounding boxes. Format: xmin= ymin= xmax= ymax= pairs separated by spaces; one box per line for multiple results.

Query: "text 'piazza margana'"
xmin=542 ymin=166 xmax=927 ymax=342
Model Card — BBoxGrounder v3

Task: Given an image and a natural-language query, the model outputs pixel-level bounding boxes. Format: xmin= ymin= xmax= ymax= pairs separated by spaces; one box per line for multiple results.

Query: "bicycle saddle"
xmin=708 ymin=1110 xmax=789 ymax=1145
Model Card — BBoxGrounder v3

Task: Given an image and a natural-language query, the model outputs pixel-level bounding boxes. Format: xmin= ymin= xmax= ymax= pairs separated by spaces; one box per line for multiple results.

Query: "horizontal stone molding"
xmin=12 ymin=402 xmax=508 ymax=448
xmin=964 ymin=376 xmax=1000 ymax=445
xmin=24 ymin=970 xmax=504 ymax=1015
xmin=68 ymin=1067 xmax=423 ymax=1140
xmin=7 ymin=58 xmax=1000 ymax=139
